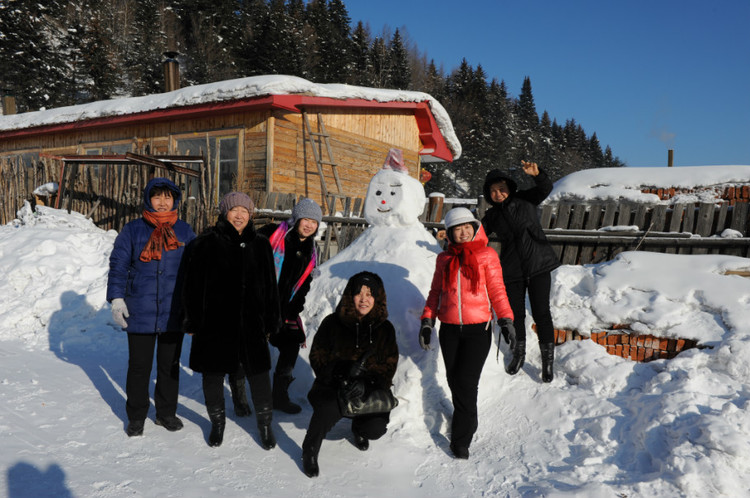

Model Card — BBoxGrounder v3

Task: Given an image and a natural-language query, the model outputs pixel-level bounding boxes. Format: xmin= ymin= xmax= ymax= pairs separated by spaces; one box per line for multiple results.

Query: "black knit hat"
xmin=345 ymin=271 xmax=384 ymax=298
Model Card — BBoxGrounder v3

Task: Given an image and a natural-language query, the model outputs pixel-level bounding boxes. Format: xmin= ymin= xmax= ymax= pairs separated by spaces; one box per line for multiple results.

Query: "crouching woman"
xmin=301 ymin=272 xmax=399 ymax=478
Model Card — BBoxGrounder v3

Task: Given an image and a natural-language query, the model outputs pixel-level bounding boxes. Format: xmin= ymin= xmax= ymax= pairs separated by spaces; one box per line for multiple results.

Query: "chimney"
xmin=163 ymin=51 xmax=180 ymax=92
xmin=2 ymin=89 xmax=16 ymax=115
xmin=668 ymin=149 xmax=674 ymax=167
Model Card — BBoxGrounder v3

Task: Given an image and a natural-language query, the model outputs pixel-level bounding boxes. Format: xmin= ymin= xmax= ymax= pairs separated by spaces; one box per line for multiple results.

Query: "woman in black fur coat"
xmin=301 ymin=272 xmax=399 ymax=478
xmin=182 ymin=192 xmax=281 ymax=449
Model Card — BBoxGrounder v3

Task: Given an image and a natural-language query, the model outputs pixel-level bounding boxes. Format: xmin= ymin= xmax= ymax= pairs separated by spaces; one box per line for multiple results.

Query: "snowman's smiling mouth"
xmin=377 ymin=207 xmax=391 ymax=212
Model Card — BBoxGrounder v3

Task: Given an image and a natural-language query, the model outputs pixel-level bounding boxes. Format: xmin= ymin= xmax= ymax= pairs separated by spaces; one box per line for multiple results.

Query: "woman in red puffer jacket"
xmin=420 ymin=207 xmax=514 ymax=460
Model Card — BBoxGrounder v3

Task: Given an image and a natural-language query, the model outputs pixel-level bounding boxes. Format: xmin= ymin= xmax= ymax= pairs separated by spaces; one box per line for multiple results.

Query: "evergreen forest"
xmin=0 ymin=0 xmax=624 ymax=197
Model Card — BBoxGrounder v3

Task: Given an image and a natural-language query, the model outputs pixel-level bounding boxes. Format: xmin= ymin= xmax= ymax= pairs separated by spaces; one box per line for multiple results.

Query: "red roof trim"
xmin=0 ymin=94 xmax=454 ymax=161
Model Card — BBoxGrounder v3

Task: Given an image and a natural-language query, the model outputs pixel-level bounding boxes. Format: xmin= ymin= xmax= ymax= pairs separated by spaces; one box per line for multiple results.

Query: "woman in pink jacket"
xmin=420 ymin=207 xmax=514 ymax=459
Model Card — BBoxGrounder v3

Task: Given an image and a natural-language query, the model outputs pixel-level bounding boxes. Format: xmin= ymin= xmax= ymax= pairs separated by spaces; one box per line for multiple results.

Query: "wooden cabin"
xmin=0 ymin=75 xmax=460 ymax=230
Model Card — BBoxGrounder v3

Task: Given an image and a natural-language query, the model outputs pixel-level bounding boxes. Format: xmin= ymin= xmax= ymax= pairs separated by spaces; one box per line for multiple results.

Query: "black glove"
xmin=498 ymin=317 xmax=516 ymax=350
xmin=419 ymin=318 xmax=434 ymax=351
xmin=341 ymin=379 xmax=366 ymax=401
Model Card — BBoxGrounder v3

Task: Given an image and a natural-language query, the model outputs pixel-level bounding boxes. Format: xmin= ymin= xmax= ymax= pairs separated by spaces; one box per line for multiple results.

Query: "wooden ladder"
xmin=302 ymin=111 xmax=346 ymax=213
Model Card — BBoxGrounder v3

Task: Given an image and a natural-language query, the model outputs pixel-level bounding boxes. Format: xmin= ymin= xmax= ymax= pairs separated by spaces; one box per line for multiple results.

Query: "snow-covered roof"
xmin=545 ymin=165 xmax=750 ymax=204
xmin=0 ymin=74 xmax=461 ymax=161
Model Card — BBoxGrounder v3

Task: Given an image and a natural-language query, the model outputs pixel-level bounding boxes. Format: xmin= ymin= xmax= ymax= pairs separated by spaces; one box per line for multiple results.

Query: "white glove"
xmin=111 ymin=298 xmax=129 ymax=329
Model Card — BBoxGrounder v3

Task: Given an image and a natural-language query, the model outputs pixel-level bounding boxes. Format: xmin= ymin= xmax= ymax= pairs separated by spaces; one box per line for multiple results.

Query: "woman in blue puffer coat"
xmin=107 ymin=177 xmax=196 ymax=437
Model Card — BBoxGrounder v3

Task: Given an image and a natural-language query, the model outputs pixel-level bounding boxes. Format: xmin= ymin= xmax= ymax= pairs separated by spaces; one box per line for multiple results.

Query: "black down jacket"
xmin=481 ymin=169 xmax=560 ymax=284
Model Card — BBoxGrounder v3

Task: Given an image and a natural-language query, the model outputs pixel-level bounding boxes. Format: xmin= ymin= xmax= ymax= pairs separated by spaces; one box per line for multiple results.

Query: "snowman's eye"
xmin=376 ymin=190 xmax=382 ymax=196
xmin=390 ymin=191 xmax=396 ymax=196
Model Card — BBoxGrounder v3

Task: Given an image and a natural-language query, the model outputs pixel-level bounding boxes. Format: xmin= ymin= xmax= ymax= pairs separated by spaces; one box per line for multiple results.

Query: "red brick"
xmin=743 ymin=186 xmax=750 ymax=198
xmin=659 ymin=339 xmax=669 ymax=350
xmin=607 ymin=335 xmax=619 ymax=345
xmin=616 ymin=344 xmax=623 ymax=356
xmin=669 ymin=187 xmax=676 ymax=197
xmin=607 ymin=346 xmax=616 ymax=355
xmin=644 ymin=337 xmax=652 ymax=348
xmin=728 ymin=186 xmax=735 ymax=199
xmin=622 ymin=345 xmax=630 ymax=357
xmin=630 ymin=335 xmax=637 ymax=346
xmin=637 ymin=348 xmax=645 ymax=361
xmin=597 ymin=335 xmax=608 ymax=346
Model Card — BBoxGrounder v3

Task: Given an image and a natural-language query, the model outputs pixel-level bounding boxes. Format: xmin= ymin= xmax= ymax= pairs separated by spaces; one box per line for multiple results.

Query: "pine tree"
xmin=0 ymin=0 xmax=67 ymax=111
xmin=388 ymin=28 xmax=410 ymax=89
xmin=516 ymin=76 xmax=540 ymax=162
xmin=234 ymin=0 xmax=269 ymax=76
xmin=175 ymin=0 xmax=240 ymax=86
xmin=125 ymin=0 xmax=168 ymax=96
xmin=370 ymin=36 xmax=389 ymax=88
xmin=325 ymin=0 xmax=354 ymax=82
xmin=350 ymin=21 xmax=373 ymax=86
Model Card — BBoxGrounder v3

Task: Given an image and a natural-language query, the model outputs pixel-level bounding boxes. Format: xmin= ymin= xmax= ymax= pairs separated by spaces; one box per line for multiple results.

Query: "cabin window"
xmin=173 ymin=132 xmax=240 ymax=201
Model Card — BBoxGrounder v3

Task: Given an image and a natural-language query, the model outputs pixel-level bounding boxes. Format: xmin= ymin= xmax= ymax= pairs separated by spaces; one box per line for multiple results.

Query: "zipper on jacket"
xmin=456 ymin=261 xmax=463 ymax=325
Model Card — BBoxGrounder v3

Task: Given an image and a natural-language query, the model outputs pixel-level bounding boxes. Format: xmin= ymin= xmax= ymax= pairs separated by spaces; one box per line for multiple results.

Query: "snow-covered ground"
xmin=2 ymin=193 xmax=750 ymax=497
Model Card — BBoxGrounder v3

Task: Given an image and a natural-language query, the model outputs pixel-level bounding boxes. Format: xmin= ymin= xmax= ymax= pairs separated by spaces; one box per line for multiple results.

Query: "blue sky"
xmin=345 ymin=0 xmax=750 ymax=167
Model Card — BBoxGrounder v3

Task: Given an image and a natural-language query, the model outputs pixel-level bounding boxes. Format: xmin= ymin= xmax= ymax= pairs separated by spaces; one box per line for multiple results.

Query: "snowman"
xmin=363 ymin=148 xmax=426 ymax=227
xmin=299 ymin=149 xmax=455 ymax=432
xmin=302 ymin=148 xmax=441 ymax=336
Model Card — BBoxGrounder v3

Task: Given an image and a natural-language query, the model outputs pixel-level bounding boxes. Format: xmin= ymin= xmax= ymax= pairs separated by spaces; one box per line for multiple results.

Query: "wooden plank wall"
xmin=538 ymin=200 xmax=750 ymax=263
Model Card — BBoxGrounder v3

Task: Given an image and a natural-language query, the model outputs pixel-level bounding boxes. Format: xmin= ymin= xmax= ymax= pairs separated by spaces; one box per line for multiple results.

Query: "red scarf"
xmin=444 ymin=240 xmax=484 ymax=293
xmin=140 ymin=210 xmax=181 ymax=262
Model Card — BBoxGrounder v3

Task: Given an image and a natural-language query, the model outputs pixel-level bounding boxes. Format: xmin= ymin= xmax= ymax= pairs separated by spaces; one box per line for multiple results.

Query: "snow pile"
xmin=546 ymin=165 xmax=750 ymax=203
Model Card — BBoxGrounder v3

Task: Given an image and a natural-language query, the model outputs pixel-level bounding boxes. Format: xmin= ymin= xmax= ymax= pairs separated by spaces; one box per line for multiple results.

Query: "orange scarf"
xmin=140 ymin=210 xmax=182 ymax=262
xmin=444 ymin=240 xmax=484 ymax=293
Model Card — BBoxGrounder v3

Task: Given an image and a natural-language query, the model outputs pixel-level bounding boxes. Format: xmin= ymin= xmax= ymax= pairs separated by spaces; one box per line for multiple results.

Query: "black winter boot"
xmin=248 ymin=372 xmax=276 ymax=449
xmin=273 ymin=372 xmax=302 ymax=414
xmin=540 ymin=342 xmax=555 ymax=383
xmin=302 ymin=450 xmax=319 ymax=478
xmin=229 ymin=377 xmax=252 ymax=417
xmin=352 ymin=429 xmax=369 ymax=451
xmin=207 ymin=406 xmax=226 ymax=447
xmin=506 ymin=340 xmax=526 ymax=375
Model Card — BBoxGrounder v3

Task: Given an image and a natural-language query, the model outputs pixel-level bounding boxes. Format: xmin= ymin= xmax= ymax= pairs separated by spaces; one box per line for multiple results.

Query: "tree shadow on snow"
xmin=7 ymin=461 xmax=73 ymax=498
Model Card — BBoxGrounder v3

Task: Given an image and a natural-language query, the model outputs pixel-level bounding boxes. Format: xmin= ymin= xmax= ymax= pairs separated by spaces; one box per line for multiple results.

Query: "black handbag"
xmin=338 ymin=386 xmax=398 ymax=418
xmin=337 ymin=349 xmax=398 ymax=418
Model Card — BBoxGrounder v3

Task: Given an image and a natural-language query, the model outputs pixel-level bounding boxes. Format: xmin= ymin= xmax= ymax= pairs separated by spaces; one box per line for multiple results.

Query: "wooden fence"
xmin=253 ymin=193 xmax=750 ymax=264
xmin=4 ymin=159 xmax=748 ymax=265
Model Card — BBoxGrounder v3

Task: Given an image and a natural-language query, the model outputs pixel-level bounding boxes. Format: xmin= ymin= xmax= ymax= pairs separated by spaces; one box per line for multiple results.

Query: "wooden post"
xmin=2 ymin=95 xmax=16 ymax=115
xmin=427 ymin=193 xmax=445 ymax=222
xmin=162 ymin=52 xmax=180 ymax=92
xmin=266 ymin=116 xmax=275 ymax=193
xmin=668 ymin=149 xmax=674 ymax=167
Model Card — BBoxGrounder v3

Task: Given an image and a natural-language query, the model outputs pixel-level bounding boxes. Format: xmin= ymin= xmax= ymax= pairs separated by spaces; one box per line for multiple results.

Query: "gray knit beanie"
xmin=219 ymin=192 xmax=254 ymax=216
xmin=289 ymin=198 xmax=323 ymax=225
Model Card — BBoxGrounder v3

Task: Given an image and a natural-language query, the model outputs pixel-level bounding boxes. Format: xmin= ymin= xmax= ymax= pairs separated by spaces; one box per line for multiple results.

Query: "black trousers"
xmin=505 ymin=271 xmax=554 ymax=344
xmin=203 ymin=368 xmax=273 ymax=416
xmin=125 ymin=331 xmax=184 ymax=422
xmin=302 ymin=386 xmax=389 ymax=455
xmin=439 ymin=322 xmax=491 ymax=450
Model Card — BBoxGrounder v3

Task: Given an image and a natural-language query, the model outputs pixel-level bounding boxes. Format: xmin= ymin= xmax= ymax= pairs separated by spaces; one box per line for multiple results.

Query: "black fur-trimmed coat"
xmin=182 ymin=217 xmax=281 ymax=375
xmin=307 ymin=277 xmax=398 ymax=406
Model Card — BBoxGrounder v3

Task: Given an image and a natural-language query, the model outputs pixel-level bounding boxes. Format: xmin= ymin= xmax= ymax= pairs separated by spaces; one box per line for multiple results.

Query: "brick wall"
xmin=641 ymin=185 xmax=750 ymax=205
xmin=533 ymin=324 xmax=705 ymax=362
